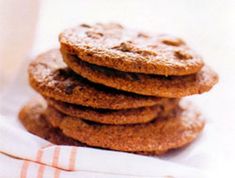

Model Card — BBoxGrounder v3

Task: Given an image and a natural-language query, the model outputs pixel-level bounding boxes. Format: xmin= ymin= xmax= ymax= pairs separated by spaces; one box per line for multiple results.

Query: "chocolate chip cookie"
xmin=29 ymin=49 xmax=166 ymax=109
xmin=18 ymin=97 xmax=185 ymax=155
xmin=46 ymin=97 xmax=179 ymax=125
xmin=18 ymin=97 xmax=84 ymax=146
xmin=60 ymin=23 xmax=204 ymax=76
xmin=46 ymin=100 xmax=205 ymax=154
xmin=63 ymin=50 xmax=218 ymax=97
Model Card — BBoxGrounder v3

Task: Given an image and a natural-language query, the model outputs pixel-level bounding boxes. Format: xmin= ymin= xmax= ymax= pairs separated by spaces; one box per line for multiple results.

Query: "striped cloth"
xmin=0 ymin=118 xmax=206 ymax=178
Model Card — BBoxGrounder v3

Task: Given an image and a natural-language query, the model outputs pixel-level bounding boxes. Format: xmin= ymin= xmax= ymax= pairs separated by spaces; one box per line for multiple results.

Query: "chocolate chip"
xmin=129 ymin=73 xmax=140 ymax=81
xmin=174 ymin=50 xmax=192 ymax=60
xmin=54 ymin=69 xmax=70 ymax=81
xmin=112 ymin=41 xmax=157 ymax=56
xmin=64 ymin=82 xmax=77 ymax=94
xmin=161 ymin=38 xmax=184 ymax=46
xmin=80 ymin=24 xmax=91 ymax=28
xmin=112 ymin=41 xmax=134 ymax=52
xmin=136 ymin=49 xmax=157 ymax=56
xmin=86 ymin=31 xmax=104 ymax=39
xmin=86 ymin=53 xmax=93 ymax=57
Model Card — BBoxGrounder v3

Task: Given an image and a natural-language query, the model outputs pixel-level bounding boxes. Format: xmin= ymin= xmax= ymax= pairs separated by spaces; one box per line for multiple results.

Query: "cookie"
xmin=46 ymin=100 xmax=205 ymax=154
xmin=18 ymin=97 xmax=84 ymax=146
xmin=59 ymin=23 xmax=204 ymax=76
xmin=18 ymin=98 xmax=169 ymax=155
xmin=63 ymin=51 xmax=218 ymax=97
xmin=29 ymin=49 xmax=165 ymax=109
xmin=46 ymin=97 xmax=179 ymax=125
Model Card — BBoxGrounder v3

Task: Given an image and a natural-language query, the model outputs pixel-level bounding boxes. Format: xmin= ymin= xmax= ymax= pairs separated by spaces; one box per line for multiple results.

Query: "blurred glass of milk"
xmin=0 ymin=0 xmax=40 ymax=91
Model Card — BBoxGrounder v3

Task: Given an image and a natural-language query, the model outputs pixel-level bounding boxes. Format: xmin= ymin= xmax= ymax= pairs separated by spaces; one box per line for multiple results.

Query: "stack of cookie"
xmin=19 ymin=23 xmax=218 ymax=155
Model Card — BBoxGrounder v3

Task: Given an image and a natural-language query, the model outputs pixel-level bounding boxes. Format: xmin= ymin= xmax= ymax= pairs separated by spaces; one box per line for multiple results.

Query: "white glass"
xmin=0 ymin=0 xmax=40 ymax=92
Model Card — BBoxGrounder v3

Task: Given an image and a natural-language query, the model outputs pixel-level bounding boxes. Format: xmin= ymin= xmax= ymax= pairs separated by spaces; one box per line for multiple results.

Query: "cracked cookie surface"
xmin=60 ymin=23 xmax=204 ymax=75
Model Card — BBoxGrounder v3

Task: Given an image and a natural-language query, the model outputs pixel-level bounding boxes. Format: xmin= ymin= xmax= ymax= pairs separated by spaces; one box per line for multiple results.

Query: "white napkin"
xmin=0 ymin=119 xmax=206 ymax=178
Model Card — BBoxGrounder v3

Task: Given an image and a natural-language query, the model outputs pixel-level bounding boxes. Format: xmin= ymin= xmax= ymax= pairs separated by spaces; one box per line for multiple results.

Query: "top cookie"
xmin=59 ymin=23 xmax=204 ymax=76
